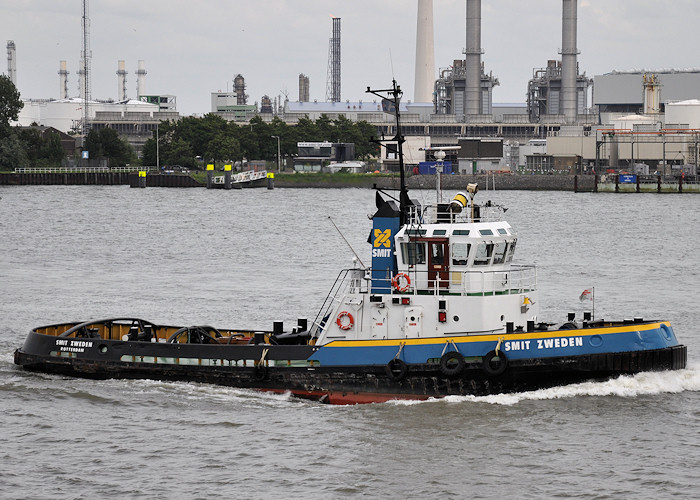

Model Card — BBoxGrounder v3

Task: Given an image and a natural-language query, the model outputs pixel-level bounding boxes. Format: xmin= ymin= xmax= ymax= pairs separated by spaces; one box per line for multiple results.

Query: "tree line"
xmin=0 ymin=75 xmax=65 ymax=170
xmin=141 ymin=114 xmax=381 ymax=169
xmin=1 ymin=74 xmax=381 ymax=170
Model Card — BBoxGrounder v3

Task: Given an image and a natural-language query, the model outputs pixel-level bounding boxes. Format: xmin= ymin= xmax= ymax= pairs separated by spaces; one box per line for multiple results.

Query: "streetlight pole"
xmin=156 ymin=123 xmax=160 ymax=170
xmin=271 ymin=135 xmax=281 ymax=172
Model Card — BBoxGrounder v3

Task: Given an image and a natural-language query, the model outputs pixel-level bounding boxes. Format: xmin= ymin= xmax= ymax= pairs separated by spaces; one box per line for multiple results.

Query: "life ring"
xmin=385 ymin=359 xmax=408 ymax=381
xmin=392 ymin=273 xmax=411 ymax=292
xmin=336 ymin=311 xmax=354 ymax=330
xmin=440 ymin=351 xmax=465 ymax=377
xmin=482 ymin=350 xmax=508 ymax=376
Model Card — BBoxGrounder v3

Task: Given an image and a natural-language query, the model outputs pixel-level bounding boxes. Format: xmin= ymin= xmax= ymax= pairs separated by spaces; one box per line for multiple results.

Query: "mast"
xmin=366 ymin=80 xmax=410 ymax=225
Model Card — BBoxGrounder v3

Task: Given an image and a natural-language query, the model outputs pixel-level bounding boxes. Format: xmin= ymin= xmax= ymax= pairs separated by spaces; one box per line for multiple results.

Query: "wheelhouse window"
xmin=474 ymin=242 xmax=494 ymax=266
xmin=401 ymin=242 xmax=426 ymax=265
xmin=451 ymin=242 xmax=470 ymax=266
xmin=492 ymin=241 xmax=508 ymax=264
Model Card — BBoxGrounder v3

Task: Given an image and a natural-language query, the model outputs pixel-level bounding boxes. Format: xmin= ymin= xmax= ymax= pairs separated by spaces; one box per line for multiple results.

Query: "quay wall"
xmin=0 ymin=173 xmax=202 ymax=187
xmin=3 ymin=172 xmax=697 ymax=192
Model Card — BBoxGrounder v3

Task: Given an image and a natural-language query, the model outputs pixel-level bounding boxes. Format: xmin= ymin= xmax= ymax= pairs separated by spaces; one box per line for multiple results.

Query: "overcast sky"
xmin=3 ymin=0 xmax=698 ymax=116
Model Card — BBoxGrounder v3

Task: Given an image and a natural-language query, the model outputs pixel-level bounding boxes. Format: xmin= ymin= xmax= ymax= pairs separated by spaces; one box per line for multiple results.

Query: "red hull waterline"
xmin=262 ymin=388 xmax=434 ymax=405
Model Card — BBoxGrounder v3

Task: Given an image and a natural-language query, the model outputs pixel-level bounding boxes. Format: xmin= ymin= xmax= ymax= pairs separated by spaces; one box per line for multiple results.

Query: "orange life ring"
xmin=336 ymin=311 xmax=354 ymax=330
xmin=392 ymin=272 xmax=411 ymax=292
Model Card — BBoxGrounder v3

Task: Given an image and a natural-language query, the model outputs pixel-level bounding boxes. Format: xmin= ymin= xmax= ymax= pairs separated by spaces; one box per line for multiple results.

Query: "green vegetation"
xmin=142 ymin=114 xmax=380 ymax=169
xmin=0 ymin=75 xmax=72 ymax=171
xmin=84 ymin=128 xmax=133 ymax=167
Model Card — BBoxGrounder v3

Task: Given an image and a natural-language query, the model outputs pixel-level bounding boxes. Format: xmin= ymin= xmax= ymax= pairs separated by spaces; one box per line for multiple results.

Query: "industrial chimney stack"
xmin=414 ymin=0 xmax=435 ymax=103
xmin=560 ymin=0 xmax=579 ymax=124
xmin=465 ymin=0 xmax=483 ymax=115
xmin=117 ymin=60 xmax=128 ymax=101
xmin=7 ymin=40 xmax=17 ymax=86
xmin=58 ymin=60 xmax=69 ymax=99
xmin=136 ymin=60 xmax=146 ymax=98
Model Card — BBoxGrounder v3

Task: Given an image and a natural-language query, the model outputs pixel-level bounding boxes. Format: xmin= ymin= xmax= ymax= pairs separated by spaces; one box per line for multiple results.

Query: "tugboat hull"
xmin=14 ymin=327 xmax=686 ymax=404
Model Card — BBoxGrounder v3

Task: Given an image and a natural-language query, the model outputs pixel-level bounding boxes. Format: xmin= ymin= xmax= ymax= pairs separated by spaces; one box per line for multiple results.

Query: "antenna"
xmin=328 ymin=217 xmax=365 ymax=267
xmin=366 ymin=80 xmax=410 ymax=225
xmin=81 ymin=0 xmax=91 ymax=135
xmin=389 ymin=48 xmax=395 ymax=80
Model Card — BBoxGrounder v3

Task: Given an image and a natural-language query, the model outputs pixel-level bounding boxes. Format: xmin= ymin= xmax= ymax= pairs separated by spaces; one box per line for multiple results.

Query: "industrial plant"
xmin=5 ymin=0 xmax=700 ymax=176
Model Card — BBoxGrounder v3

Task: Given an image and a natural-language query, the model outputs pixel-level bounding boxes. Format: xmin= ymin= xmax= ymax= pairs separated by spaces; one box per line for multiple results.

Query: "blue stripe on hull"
xmin=309 ymin=323 xmax=680 ymax=367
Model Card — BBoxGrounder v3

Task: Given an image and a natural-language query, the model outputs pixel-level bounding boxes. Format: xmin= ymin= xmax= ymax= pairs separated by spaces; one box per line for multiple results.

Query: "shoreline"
xmin=1 ymin=172 xmax=697 ymax=192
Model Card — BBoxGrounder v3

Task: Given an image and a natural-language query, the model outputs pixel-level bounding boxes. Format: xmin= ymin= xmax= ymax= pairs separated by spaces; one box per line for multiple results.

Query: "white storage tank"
xmin=665 ymin=99 xmax=700 ymax=129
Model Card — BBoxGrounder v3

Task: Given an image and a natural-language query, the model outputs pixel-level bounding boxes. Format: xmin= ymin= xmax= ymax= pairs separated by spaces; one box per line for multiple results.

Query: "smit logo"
xmin=373 ymin=229 xmax=391 ymax=248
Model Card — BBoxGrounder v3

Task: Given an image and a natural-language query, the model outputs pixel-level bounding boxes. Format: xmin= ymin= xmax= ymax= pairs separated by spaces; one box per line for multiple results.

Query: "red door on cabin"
xmin=425 ymin=238 xmax=449 ymax=289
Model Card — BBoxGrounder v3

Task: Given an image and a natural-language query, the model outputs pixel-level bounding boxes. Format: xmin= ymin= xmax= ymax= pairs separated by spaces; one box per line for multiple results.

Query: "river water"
xmin=1 ymin=185 xmax=698 ymax=499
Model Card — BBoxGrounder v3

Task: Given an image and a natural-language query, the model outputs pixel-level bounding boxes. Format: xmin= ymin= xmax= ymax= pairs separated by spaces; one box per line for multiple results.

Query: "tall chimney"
xmin=414 ymin=0 xmax=435 ymax=103
xmin=7 ymin=40 xmax=17 ymax=86
xmin=136 ymin=60 xmax=146 ymax=98
xmin=465 ymin=0 xmax=482 ymax=116
xmin=58 ymin=60 xmax=69 ymax=99
xmin=117 ymin=60 xmax=128 ymax=101
xmin=561 ymin=0 xmax=579 ymax=124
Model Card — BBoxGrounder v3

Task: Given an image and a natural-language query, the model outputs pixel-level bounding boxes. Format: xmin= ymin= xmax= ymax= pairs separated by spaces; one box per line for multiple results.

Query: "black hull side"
xmin=14 ymin=345 xmax=687 ymax=404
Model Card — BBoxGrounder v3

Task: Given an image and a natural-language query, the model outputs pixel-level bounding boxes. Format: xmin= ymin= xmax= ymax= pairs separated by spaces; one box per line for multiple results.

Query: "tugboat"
xmin=14 ymin=81 xmax=687 ymax=404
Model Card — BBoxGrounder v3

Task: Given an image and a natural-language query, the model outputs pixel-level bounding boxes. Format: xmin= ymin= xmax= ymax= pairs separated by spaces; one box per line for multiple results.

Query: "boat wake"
xmin=390 ymin=363 xmax=700 ymax=406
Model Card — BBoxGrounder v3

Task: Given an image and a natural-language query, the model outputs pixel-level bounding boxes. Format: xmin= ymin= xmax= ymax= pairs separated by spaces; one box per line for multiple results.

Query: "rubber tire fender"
xmin=440 ymin=351 xmax=465 ymax=377
xmin=254 ymin=364 xmax=268 ymax=381
xmin=385 ymin=359 xmax=408 ymax=381
xmin=482 ymin=350 xmax=508 ymax=377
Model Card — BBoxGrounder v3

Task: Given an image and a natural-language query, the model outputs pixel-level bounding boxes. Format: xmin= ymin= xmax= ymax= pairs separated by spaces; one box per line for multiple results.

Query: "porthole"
xmin=453 ymin=315 xmax=459 ymax=322
xmin=98 ymin=344 xmax=108 ymax=354
xmin=500 ymin=315 xmax=505 ymax=321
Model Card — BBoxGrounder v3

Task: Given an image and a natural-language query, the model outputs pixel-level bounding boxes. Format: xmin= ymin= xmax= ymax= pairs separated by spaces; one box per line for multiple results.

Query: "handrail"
xmin=14 ymin=166 xmax=157 ymax=174
xmin=311 ymin=266 xmax=537 ymax=337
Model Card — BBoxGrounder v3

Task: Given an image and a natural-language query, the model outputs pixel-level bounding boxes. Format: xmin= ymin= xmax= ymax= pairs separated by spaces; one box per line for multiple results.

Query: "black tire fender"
xmin=385 ymin=359 xmax=408 ymax=381
xmin=482 ymin=350 xmax=508 ymax=376
xmin=254 ymin=364 xmax=268 ymax=381
xmin=440 ymin=351 xmax=465 ymax=377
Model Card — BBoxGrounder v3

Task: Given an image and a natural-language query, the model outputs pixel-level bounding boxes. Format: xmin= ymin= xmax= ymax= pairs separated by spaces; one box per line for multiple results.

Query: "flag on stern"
xmin=579 ymin=288 xmax=593 ymax=301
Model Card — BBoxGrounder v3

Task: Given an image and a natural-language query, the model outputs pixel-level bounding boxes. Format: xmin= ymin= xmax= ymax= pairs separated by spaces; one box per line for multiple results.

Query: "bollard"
xmin=267 ymin=172 xmax=274 ymax=190
xmin=224 ymin=164 xmax=232 ymax=190
xmin=206 ymin=164 xmax=214 ymax=189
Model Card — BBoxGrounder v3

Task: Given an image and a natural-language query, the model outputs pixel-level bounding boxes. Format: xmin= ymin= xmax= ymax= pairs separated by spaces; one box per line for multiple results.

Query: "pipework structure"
xmin=58 ymin=60 xmax=69 ymax=99
xmin=117 ymin=60 xmax=128 ymax=101
xmin=6 ymin=40 xmax=17 ymax=86
xmin=299 ymin=73 xmax=310 ymax=102
xmin=526 ymin=59 xmax=591 ymax=123
xmin=325 ymin=17 xmax=341 ymax=102
xmin=526 ymin=0 xmax=591 ymax=123
xmin=434 ymin=0 xmax=498 ymax=119
xmin=234 ymin=74 xmax=248 ymax=105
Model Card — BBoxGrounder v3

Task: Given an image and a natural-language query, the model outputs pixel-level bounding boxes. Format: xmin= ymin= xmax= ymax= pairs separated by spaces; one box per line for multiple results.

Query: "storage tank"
xmin=665 ymin=100 xmax=700 ymax=129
